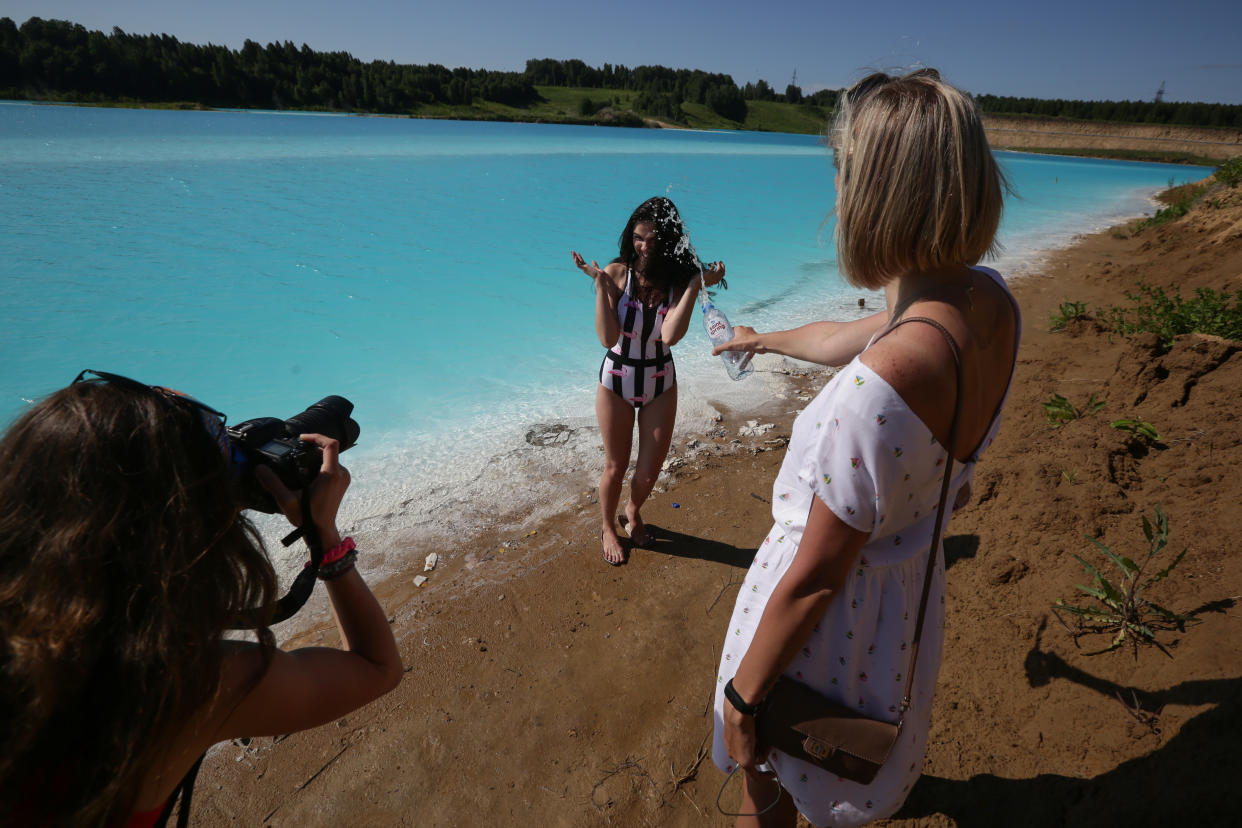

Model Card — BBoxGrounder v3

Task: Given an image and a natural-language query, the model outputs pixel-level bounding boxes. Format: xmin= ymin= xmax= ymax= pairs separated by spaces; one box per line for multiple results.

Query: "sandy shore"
xmin=196 ymin=174 xmax=1242 ymax=827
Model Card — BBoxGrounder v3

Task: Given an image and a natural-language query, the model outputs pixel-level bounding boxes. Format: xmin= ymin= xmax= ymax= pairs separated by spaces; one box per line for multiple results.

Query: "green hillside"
xmin=417 ymin=86 xmax=831 ymax=135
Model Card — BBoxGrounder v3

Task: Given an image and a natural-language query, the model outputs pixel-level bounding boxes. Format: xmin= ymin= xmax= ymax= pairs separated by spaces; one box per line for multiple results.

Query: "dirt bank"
xmin=985 ymin=115 xmax=1241 ymax=161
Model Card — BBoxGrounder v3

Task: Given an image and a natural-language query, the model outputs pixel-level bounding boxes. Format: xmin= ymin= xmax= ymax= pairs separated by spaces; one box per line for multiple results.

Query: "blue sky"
xmin=5 ymin=0 xmax=1241 ymax=104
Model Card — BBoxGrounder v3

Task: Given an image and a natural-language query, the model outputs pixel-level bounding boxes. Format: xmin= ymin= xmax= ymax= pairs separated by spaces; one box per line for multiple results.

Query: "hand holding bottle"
xmin=712 ymin=325 xmax=763 ymax=357
xmin=701 ymin=289 xmax=754 ymax=381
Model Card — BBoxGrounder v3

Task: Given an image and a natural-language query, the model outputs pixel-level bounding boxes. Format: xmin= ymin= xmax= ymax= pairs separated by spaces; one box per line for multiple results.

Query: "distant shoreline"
xmin=982 ymin=114 xmax=1240 ymax=163
xmin=10 ymin=97 xmax=1235 ymax=166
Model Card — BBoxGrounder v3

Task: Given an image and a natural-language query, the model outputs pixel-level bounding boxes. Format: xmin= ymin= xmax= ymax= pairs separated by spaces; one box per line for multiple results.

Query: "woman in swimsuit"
xmin=711 ymin=70 xmax=1020 ymax=825
xmin=0 ymin=373 xmax=403 ymax=825
xmin=571 ymin=196 xmax=726 ymax=565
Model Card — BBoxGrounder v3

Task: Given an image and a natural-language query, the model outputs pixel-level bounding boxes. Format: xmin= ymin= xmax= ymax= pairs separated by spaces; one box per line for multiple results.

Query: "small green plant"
xmin=1215 ymin=155 xmax=1242 ymax=188
xmin=1134 ymin=181 xmax=1208 ymax=230
xmin=1049 ymin=300 xmax=1088 ymax=332
xmin=1135 ymin=201 xmax=1190 ymax=230
xmin=1053 ymin=505 xmax=1198 ymax=658
xmin=1111 ymin=417 xmax=1161 ymax=444
xmin=1103 ymin=283 xmax=1242 ymax=347
xmin=1041 ymin=392 xmax=1106 ymax=427
xmin=1061 ymin=469 xmax=1081 ymax=485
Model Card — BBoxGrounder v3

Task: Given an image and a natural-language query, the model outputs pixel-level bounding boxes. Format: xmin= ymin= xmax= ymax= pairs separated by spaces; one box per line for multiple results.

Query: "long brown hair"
xmin=0 ymin=380 xmax=278 ymax=825
xmin=614 ymin=196 xmax=702 ymax=303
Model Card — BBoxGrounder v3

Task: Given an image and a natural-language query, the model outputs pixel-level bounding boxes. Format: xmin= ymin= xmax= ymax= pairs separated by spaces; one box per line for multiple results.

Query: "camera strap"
xmin=168 ymin=494 xmax=325 ymax=825
xmin=231 ymin=489 xmax=325 ymax=629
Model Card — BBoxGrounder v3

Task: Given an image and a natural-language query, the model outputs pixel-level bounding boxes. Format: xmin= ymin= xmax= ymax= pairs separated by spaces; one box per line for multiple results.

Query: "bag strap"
xmin=714 ymin=764 xmax=783 ymax=818
xmin=153 ymin=754 xmax=204 ymax=828
xmin=881 ymin=316 xmax=963 ymax=721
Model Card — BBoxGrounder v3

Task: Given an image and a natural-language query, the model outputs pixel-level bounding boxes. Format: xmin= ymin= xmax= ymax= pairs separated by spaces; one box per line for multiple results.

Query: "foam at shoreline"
xmin=996 ymin=184 xmax=1166 ymax=278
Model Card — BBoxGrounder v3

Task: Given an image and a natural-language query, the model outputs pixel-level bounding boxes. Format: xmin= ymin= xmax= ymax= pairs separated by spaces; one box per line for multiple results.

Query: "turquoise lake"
xmin=0 ymin=102 xmax=1210 ymax=578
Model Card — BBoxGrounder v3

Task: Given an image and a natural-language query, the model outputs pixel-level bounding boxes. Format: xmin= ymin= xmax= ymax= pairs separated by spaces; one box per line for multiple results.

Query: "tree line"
xmin=0 ymin=17 xmax=539 ymax=112
xmin=975 ymin=93 xmax=1242 ymax=129
xmin=524 ymin=59 xmax=752 ymax=121
xmin=0 ymin=17 xmax=823 ymax=123
xmin=523 ymin=58 xmax=833 ymax=121
xmin=2 ymin=18 xmax=1238 ymax=129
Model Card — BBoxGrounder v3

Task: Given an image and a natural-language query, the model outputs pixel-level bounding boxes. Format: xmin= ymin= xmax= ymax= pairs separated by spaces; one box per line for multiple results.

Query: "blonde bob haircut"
xmin=830 ymin=69 xmax=1006 ymax=289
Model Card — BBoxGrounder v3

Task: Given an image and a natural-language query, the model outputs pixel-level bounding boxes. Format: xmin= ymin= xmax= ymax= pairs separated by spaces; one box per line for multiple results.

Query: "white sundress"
xmin=712 ymin=267 xmax=1020 ymax=827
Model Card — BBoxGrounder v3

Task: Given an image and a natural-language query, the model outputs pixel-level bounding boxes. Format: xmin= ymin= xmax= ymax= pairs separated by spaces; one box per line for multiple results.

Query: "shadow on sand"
xmin=943 ymin=533 xmax=979 ymax=569
xmin=640 ymin=523 xmax=757 ymax=570
xmin=644 ymin=528 xmax=981 ymax=573
xmin=896 ymin=613 xmax=1242 ymax=826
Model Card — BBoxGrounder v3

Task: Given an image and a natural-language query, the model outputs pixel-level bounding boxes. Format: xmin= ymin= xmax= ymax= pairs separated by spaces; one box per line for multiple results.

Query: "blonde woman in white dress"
xmin=711 ymin=69 xmax=1021 ymax=827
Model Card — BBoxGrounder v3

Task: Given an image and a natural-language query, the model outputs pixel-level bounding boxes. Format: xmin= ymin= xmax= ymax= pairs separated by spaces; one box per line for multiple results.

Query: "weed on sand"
xmin=1053 ymin=505 xmax=1199 ymax=658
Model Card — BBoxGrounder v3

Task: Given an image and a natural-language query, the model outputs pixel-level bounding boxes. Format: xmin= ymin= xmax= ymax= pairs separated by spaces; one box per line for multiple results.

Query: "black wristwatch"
xmin=724 ymin=678 xmax=762 ymax=716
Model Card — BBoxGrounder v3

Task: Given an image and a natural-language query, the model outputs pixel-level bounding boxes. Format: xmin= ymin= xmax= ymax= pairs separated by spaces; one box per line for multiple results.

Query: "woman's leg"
xmin=737 ymin=770 xmax=797 ymax=828
xmin=596 ymin=384 xmax=635 ymax=564
xmin=624 ymin=385 xmax=677 ymax=546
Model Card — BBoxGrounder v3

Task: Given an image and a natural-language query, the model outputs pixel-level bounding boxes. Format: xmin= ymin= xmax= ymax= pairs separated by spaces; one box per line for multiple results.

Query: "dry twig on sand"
xmin=667 ymin=731 xmax=711 ymax=799
xmin=707 ymin=570 xmax=740 ymax=616
xmin=1114 ymin=689 xmax=1164 ymax=736
xmin=590 ymin=756 xmax=662 ymax=811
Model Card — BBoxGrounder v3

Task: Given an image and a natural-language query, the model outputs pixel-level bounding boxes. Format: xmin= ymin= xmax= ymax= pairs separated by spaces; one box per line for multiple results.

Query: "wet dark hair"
xmin=0 ymin=381 xmax=278 ymax=825
xmin=614 ymin=196 xmax=702 ymax=301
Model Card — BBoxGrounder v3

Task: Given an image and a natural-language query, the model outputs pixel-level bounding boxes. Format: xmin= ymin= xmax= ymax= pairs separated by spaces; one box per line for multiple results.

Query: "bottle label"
xmin=707 ymin=318 xmax=729 ymax=339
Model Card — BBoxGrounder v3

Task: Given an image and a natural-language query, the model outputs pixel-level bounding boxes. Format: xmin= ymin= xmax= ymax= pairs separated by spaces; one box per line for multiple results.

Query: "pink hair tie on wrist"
xmin=321 ymin=536 xmax=356 ymax=566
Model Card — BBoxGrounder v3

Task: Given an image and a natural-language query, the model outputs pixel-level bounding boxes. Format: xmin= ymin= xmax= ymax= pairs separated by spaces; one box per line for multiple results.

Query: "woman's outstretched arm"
xmin=714 ymin=310 xmax=888 ymax=368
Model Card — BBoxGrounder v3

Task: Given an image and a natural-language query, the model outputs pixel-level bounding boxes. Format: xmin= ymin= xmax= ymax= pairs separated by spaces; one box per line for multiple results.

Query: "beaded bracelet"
xmin=317 ymin=549 xmax=358 ymax=581
xmin=321 ymin=536 xmax=356 ymax=566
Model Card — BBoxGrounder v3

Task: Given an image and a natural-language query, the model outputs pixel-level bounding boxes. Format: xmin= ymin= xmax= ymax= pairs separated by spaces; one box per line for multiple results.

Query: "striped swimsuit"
xmin=599 ymin=269 xmax=675 ymax=408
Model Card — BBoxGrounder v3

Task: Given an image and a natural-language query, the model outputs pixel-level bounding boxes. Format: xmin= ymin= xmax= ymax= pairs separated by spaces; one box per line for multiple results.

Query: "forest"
xmin=2 ymin=17 xmax=1239 ymax=130
xmin=975 ymin=93 xmax=1241 ymax=129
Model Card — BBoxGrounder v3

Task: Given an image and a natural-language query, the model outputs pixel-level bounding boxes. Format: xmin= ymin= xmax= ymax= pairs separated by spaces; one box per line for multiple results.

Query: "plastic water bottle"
xmin=701 ymin=292 xmax=754 ymax=381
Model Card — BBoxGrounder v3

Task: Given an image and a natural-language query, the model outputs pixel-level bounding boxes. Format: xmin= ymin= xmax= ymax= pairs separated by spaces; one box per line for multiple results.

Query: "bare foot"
xmin=600 ymin=529 xmax=627 ymax=566
xmin=622 ymin=504 xmax=652 ymax=547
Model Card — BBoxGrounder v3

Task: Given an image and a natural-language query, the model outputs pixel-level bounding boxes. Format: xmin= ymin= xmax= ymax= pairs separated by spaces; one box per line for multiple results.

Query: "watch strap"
xmin=724 ymin=678 xmax=762 ymax=716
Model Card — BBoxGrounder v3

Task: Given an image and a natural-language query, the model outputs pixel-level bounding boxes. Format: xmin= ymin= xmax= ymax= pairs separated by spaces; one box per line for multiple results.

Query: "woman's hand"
xmin=702 ymin=260 xmax=726 ymax=287
xmin=571 ymin=250 xmax=607 ymax=281
xmin=712 ymin=324 xmax=764 ymax=356
xmin=723 ymin=702 xmax=768 ymax=773
xmin=256 ymin=433 xmax=350 ymax=549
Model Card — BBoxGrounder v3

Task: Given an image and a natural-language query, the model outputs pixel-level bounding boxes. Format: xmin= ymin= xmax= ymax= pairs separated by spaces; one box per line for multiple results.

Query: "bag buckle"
xmin=803 ymin=736 xmax=834 ymax=760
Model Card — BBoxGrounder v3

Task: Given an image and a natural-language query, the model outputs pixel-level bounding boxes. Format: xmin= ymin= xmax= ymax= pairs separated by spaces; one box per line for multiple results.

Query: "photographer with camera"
xmin=0 ymin=371 xmax=402 ymax=826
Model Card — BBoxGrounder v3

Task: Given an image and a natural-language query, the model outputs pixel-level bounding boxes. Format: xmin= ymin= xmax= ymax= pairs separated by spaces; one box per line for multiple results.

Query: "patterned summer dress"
xmin=712 ymin=267 xmax=1020 ymax=827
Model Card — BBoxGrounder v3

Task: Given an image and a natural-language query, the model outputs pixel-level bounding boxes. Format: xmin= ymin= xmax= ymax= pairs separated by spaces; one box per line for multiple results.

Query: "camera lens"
xmin=284 ymin=396 xmax=360 ymax=449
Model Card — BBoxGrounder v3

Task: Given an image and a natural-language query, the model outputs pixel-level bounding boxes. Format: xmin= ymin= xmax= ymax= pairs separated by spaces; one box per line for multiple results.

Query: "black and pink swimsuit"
xmin=599 ymin=269 xmax=675 ymax=408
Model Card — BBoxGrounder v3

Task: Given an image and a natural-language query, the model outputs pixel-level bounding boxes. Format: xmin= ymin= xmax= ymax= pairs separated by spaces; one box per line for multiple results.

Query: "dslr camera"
xmin=227 ymin=395 xmax=360 ymax=513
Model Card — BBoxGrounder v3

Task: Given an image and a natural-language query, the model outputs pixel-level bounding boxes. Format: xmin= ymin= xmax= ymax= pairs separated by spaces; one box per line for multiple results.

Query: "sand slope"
xmin=984 ymin=115 xmax=1242 ymax=161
